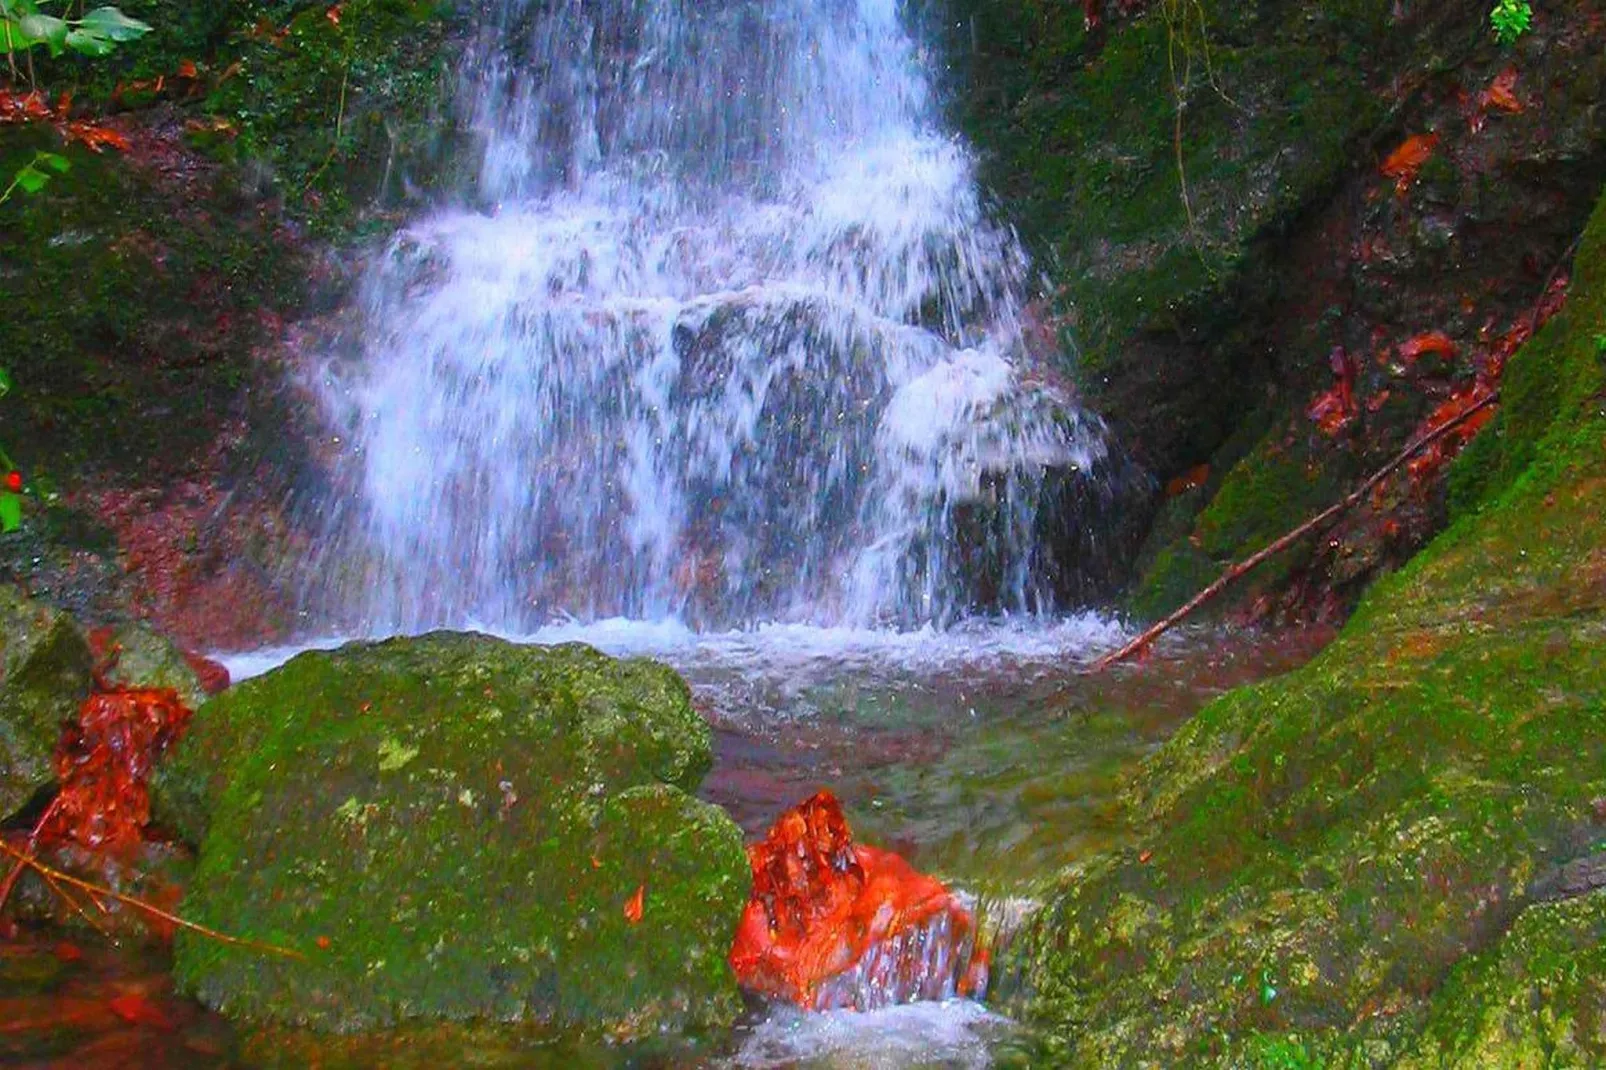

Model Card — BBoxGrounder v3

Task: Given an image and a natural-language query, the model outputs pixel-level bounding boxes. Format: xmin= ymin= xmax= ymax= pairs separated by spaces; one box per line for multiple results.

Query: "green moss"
xmin=945 ymin=0 xmax=1393 ymax=371
xmin=200 ymin=0 xmax=464 ymax=236
xmin=1129 ymin=430 xmax=1340 ymax=618
xmin=1397 ymin=891 xmax=1606 ymax=1068
xmin=0 ymin=584 xmax=94 ymax=818
xmin=166 ymin=633 xmax=746 ymax=1036
xmin=1005 ymin=188 xmax=1606 ymax=1065
xmin=0 ymin=123 xmax=303 ymax=482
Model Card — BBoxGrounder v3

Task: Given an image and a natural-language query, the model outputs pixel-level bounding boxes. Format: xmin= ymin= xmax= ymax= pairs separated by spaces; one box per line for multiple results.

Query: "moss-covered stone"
xmin=166 ymin=632 xmax=747 ymax=1036
xmin=0 ymin=585 xmax=94 ymax=819
xmin=1002 ymin=187 xmax=1606 ymax=1065
xmin=99 ymin=621 xmax=209 ymax=710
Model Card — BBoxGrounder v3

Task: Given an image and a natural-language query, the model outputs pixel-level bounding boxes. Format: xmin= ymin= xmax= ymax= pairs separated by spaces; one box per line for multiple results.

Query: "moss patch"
xmin=165 ymin=633 xmax=748 ymax=1036
xmin=0 ymin=584 xmax=94 ymax=818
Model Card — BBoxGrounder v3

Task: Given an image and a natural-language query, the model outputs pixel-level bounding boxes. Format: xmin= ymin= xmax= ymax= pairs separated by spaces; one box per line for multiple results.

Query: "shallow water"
xmin=2 ymin=621 xmax=1329 ymax=1068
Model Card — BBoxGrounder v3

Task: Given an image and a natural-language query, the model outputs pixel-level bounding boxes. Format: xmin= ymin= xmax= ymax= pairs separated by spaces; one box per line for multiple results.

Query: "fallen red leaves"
xmin=1481 ymin=68 xmax=1524 ymax=115
xmin=623 ymin=884 xmax=645 ymax=924
xmin=729 ymin=791 xmax=976 ymax=1008
xmin=1307 ymin=346 xmax=1359 ymax=436
xmin=1397 ymin=331 xmax=1457 ymax=364
xmin=1380 ymin=133 xmax=1440 ymax=195
xmin=43 ymin=689 xmax=193 ymax=851
xmin=0 ymin=89 xmax=131 ymax=156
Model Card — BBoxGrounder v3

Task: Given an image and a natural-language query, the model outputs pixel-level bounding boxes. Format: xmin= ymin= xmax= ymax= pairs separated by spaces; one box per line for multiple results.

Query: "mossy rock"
xmin=1003 ymin=188 xmax=1606 ymax=1065
xmin=0 ymin=585 xmax=94 ymax=819
xmin=100 ymin=622 xmax=209 ymax=711
xmin=166 ymin=633 xmax=748 ymax=1036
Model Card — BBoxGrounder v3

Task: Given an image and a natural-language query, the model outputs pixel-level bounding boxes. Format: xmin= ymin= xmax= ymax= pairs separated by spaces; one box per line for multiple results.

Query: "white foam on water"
xmin=729 ymin=999 xmax=1012 ymax=1070
xmin=216 ymin=613 xmax=1126 ymax=685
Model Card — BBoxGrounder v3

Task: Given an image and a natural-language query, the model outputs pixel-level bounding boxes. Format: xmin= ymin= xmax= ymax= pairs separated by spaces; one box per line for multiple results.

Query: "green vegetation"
xmin=1005 ymin=188 xmax=1606 ymax=1066
xmin=1489 ymin=0 xmax=1533 ymax=46
xmin=162 ymin=634 xmax=749 ymax=1036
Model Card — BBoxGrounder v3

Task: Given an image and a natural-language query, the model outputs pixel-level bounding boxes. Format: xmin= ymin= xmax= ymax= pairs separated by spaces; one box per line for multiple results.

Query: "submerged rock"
xmin=0 ymin=585 xmax=94 ymax=819
xmin=165 ymin=632 xmax=749 ymax=1035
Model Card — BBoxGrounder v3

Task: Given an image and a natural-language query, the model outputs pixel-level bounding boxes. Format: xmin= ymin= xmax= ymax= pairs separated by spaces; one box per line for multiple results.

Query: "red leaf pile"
xmin=728 ymin=791 xmax=975 ymax=1008
xmin=41 ymin=689 xmax=193 ymax=851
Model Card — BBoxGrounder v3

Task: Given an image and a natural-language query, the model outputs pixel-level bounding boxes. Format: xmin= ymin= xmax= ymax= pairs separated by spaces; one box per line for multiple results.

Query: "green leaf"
xmin=64 ymin=25 xmax=115 ymax=55
xmin=0 ymin=492 xmax=21 ymax=534
xmin=76 ymin=6 xmax=150 ymax=41
xmin=18 ymin=11 xmax=66 ymax=54
xmin=38 ymin=152 xmax=70 ymax=174
xmin=14 ymin=165 xmax=50 ymax=194
xmin=0 ymin=1 xmax=41 ymax=21
xmin=0 ymin=367 xmax=11 ymax=398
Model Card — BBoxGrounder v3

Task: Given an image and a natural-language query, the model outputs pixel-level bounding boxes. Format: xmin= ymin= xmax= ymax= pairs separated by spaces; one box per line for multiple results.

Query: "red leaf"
xmin=624 ymin=885 xmax=645 ymax=924
xmin=1164 ymin=464 xmax=1210 ymax=498
xmin=1398 ymin=331 xmax=1457 ymax=363
xmin=1481 ymin=68 xmax=1523 ymax=114
xmin=1380 ymin=134 xmax=1440 ymax=195
xmin=108 ymin=992 xmax=174 ymax=1030
xmin=729 ymin=791 xmax=972 ymax=1007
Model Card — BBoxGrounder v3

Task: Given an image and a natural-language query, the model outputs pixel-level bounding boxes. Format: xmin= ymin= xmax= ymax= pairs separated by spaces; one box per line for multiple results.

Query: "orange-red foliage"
xmin=42 ymin=690 xmax=193 ymax=851
xmin=0 ymin=89 xmax=130 ymax=154
xmin=1481 ymin=68 xmax=1524 ymax=114
xmin=1165 ymin=464 xmax=1211 ymax=498
xmin=1397 ymin=331 xmax=1457 ymax=363
xmin=1380 ymin=133 xmax=1440 ymax=195
xmin=728 ymin=791 xmax=974 ymax=1008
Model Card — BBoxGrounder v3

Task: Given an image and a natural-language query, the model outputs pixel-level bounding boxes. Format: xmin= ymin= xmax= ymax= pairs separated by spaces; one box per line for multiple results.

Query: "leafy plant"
xmin=0 ymin=1 xmax=151 ymax=65
xmin=1489 ymin=0 xmax=1533 ymax=46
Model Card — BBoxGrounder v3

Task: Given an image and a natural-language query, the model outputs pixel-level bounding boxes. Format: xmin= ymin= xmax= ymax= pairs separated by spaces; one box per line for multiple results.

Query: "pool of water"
xmin=3 ymin=619 xmax=1331 ymax=1068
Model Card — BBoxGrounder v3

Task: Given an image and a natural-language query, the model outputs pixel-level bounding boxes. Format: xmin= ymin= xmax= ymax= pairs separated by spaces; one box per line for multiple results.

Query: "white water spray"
xmin=309 ymin=0 xmax=1114 ymax=635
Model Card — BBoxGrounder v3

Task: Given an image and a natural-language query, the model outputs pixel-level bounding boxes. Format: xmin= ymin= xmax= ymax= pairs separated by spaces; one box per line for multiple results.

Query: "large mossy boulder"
xmin=1002 ymin=191 xmax=1606 ymax=1065
xmin=163 ymin=632 xmax=748 ymax=1035
xmin=0 ymin=585 xmax=94 ymax=819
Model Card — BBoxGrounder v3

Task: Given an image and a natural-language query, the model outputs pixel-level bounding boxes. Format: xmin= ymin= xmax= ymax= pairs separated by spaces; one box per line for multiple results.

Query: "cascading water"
xmin=306 ymin=0 xmax=1121 ymax=636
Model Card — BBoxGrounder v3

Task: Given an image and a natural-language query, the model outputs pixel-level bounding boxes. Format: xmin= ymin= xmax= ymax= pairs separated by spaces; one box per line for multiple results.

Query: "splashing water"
xmin=306 ymin=0 xmax=1121 ymax=634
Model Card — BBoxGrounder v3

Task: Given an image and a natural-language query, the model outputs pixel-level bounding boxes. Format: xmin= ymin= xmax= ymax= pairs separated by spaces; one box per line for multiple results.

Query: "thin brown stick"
xmin=1090 ymin=390 xmax=1501 ymax=673
xmin=36 ymin=868 xmax=113 ymax=941
xmin=0 ymin=839 xmax=303 ymax=960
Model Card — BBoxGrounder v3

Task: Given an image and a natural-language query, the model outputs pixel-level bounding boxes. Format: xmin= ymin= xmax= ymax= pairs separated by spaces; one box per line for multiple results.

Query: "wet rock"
xmin=7 ymin=840 xmax=196 ymax=943
xmin=92 ymin=623 xmax=210 ymax=712
xmin=164 ymin=633 xmax=748 ymax=1036
xmin=0 ymin=585 xmax=94 ymax=819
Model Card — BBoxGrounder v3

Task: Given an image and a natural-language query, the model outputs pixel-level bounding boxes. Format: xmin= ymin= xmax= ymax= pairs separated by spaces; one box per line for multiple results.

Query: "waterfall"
xmin=306 ymin=0 xmax=1117 ymax=635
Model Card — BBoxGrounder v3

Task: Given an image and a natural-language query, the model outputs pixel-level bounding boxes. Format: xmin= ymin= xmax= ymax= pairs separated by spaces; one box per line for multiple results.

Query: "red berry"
xmin=3 ymin=471 xmax=20 ymax=494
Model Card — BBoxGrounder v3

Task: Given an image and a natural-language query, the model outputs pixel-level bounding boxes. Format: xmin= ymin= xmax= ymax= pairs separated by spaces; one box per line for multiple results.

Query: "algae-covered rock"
xmin=1003 ymin=188 xmax=1606 ymax=1065
xmin=1396 ymin=890 xmax=1606 ymax=1069
xmin=0 ymin=585 xmax=94 ymax=818
xmin=99 ymin=622 xmax=209 ymax=711
xmin=167 ymin=632 xmax=748 ymax=1036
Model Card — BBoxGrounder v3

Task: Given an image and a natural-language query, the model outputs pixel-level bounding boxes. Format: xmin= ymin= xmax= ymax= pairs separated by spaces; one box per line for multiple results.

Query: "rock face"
xmin=1001 ymin=190 xmax=1606 ymax=1067
xmin=0 ymin=585 xmax=94 ymax=819
xmin=163 ymin=633 xmax=749 ymax=1035
xmin=934 ymin=0 xmax=1606 ymax=624
xmin=95 ymin=622 xmax=210 ymax=712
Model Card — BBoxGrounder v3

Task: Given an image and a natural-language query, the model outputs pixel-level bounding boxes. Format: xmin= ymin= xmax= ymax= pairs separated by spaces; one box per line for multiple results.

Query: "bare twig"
xmin=1090 ymin=390 xmax=1501 ymax=672
xmin=0 ymin=839 xmax=304 ymax=960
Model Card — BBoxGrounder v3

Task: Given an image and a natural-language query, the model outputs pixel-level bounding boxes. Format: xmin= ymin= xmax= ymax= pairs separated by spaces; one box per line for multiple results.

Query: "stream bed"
xmin=1 ymin=620 xmax=1330 ymax=1068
